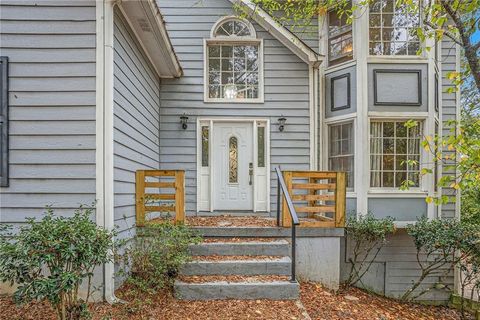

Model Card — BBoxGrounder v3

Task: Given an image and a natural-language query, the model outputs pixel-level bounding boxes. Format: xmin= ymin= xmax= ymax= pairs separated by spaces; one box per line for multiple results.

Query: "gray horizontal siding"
xmin=113 ymin=8 xmax=161 ymax=239
xmin=0 ymin=0 xmax=96 ymax=223
xmin=342 ymin=230 xmax=453 ymax=302
xmin=157 ymin=0 xmax=311 ymax=213
xmin=440 ymin=37 xmax=458 ymax=219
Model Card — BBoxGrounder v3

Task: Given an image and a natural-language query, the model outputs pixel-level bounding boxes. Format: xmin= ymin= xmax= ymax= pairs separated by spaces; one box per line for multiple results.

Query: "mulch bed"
xmin=186 ymin=215 xmax=277 ymax=227
xmin=192 ymin=255 xmax=282 ymax=261
xmin=202 ymin=238 xmax=285 ymax=243
xmin=0 ymin=282 xmax=467 ymax=320
xmin=300 ymin=282 xmax=464 ymax=320
xmin=178 ymin=275 xmax=291 ymax=283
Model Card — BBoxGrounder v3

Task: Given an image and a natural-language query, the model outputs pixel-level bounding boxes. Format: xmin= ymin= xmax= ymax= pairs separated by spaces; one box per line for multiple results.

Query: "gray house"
xmin=0 ymin=0 xmax=460 ymax=302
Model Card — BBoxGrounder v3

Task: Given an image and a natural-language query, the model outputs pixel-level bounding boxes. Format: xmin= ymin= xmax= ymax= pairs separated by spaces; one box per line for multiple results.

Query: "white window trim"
xmin=203 ymin=38 xmax=264 ymax=103
xmin=368 ymin=117 xmax=428 ymax=193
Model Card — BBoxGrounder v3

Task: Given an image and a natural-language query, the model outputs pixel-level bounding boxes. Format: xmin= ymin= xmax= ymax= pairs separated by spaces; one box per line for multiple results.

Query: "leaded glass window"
xmin=201 ymin=126 xmax=209 ymax=167
xmin=257 ymin=126 xmax=265 ymax=167
xmin=369 ymin=0 xmax=420 ymax=55
xmin=229 ymin=136 xmax=238 ymax=183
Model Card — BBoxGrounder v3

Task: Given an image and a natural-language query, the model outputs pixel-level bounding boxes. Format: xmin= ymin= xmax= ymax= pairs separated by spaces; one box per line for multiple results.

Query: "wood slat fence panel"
xmin=281 ymin=171 xmax=346 ymax=228
xmin=135 ymin=169 xmax=185 ymax=227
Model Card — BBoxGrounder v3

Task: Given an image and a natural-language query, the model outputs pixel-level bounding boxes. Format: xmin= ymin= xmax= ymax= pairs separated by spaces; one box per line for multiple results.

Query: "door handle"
xmin=248 ymin=162 xmax=253 ymax=185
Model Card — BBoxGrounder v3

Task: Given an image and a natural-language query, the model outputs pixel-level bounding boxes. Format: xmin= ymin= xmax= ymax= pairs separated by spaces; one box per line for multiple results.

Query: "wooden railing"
xmin=135 ymin=170 xmax=185 ymax=227
xmin=281 ymin=171 xmax=346 ymax=228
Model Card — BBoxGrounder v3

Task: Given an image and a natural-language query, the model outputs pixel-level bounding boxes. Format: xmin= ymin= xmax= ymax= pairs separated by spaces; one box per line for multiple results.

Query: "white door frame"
xmin=196 ymin=117 xmax=270 ymax=213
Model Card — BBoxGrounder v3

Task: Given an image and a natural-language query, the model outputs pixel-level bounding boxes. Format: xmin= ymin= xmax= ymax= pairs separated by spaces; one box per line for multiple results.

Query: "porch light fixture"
xmin=278 ymin=116 xmax=287 ymax=132
xmin=180 ymin=113 xmax=189 ymax=130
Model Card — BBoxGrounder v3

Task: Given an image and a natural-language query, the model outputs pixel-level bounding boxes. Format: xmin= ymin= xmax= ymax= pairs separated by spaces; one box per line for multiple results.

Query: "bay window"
xmin=370 ymin=120 xmax=422 ymax=188
xmin=328 ymin=122 xmax=354 ymax=190
xmin=369 ymin=0 xmax=420 ymax=55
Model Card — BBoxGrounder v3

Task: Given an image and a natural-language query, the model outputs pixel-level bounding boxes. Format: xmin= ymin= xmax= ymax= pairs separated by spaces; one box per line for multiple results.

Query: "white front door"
xmin=212 ymin=122 xmax=253 ymax=210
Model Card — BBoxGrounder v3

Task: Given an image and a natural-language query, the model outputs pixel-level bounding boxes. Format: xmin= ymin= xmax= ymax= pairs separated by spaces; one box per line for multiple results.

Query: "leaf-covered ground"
xmin=0 ymin=282 xmax=467 ymax=320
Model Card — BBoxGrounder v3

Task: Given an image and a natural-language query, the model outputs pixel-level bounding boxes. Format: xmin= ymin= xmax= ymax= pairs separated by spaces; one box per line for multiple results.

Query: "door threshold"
xmin=196 ymin=211 xmax=271 ymax=217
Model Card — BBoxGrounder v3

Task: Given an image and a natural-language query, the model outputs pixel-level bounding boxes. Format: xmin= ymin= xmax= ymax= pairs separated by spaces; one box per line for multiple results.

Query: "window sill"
xmin=204 ymin=98 xmax=265 ymax=104
xmin=367 ymin=55 xmax=428 ymax=63
xmin=325 ymin=60 xmax=356 ymax=73
xmin=368 ymin=189 xmax=428 ymax=198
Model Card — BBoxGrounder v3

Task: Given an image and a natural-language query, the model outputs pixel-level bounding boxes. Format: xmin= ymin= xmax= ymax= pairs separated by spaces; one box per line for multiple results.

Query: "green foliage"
xmin=403 ymin=217 xmax=479 ymax=302
xmin=461 ymin=186 xmax=480 ymax=226
xmin=345 ymin=213 xmax=396 ymax=287
xmin=118 ymin=221 xmax=201 ymax=292
xmin=0 ymin=206 xmax=115 ymax=320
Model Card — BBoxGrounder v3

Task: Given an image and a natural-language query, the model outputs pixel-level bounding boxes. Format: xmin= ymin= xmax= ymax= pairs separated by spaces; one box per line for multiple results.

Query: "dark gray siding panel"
xmin=368 ymin=198 xmax=427 ymax=221
xmin=325 ymin=65 xmax=357 ymax=118
xmin=157 ymin=0 xmax=311 ymax=213
xmin=367 ymin=63 xmax=428 ymax=112
xmin=0 ymin=1 xmax=96 ymax=222
xmin=113 ymin=8 xmax=161 ymax=239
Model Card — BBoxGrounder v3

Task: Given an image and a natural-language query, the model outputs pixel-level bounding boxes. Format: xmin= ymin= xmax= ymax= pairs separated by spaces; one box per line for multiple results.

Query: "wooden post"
xmin=282 ymin=171 xmax=293 ymax=227
xmin=335 ymin=172 xmax=346 ymax=227
xmin=175 ymin=170 xmax=185 ymax=224
xmin=136 ymin=170 xmax=146 ymax=227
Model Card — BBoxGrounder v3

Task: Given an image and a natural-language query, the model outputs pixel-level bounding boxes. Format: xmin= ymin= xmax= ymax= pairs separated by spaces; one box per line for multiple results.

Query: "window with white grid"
xmin=369 ymin=0 xmax=420 ymax=55
xmin=328 ymin=122 xmax=354 ymax=190
xmin=370 ymin=120 xmax=423 ymax=188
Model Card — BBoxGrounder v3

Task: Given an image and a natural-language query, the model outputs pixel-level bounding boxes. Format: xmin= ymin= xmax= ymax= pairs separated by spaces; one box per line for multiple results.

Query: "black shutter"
xmin=0 ymin=57 xmax=8 ymax=187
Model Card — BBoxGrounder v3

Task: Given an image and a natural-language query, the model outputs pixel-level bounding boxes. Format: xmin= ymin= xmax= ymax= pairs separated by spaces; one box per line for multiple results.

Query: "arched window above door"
xmin=211 ymin=17 xmax=256 ymax=38
xmin=205 ymin=17 xmax=263 ymax=103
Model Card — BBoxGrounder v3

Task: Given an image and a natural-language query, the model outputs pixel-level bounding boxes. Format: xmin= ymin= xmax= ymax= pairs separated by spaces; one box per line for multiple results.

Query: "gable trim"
xmin=117 ymin=0 xmax=182 ymax=78
xmin=229 ymin=0 xmax=323 ymax=67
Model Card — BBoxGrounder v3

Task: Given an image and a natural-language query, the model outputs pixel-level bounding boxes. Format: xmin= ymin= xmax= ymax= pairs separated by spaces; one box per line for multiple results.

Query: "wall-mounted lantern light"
xmin=278 ymin=116 xmax=287 ymax=132
xmin=180 ymin=113 xmax=189 ymax=130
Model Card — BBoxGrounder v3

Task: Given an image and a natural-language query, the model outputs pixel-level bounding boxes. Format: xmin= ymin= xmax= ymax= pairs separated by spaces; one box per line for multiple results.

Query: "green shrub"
xmin=0 ymin=206 xmax=115 ymax=320
xmin=345 ymin=213 xmax=396 ymax=287
xmin=119 ymin=221 xmax=201 ymax=292
xmin=403 ymin=217 xmax=479 ymax=302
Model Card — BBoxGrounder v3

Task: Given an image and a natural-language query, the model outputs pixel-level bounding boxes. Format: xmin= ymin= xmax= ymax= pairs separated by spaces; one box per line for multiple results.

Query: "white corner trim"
xmin=96 ymin=0 xmax=118 ymax=305
xmin=228 ymin=0 xmax=323 ymax=66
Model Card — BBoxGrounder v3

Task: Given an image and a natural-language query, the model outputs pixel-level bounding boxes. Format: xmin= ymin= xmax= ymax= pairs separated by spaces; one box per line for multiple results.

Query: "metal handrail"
xmin=275 ymin=166 xmax=300 ymax=282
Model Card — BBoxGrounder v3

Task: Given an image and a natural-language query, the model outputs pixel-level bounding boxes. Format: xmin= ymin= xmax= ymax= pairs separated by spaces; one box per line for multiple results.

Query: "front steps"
xmin=174 ymin=237 xmax=299 ymax=300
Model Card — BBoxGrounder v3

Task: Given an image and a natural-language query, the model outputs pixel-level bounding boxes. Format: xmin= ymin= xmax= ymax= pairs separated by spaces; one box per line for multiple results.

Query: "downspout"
xmin=96 ymin=0 xmax=120 ymax=304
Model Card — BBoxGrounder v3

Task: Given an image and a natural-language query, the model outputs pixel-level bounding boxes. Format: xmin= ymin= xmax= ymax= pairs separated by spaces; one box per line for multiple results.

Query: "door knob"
xmin=249 ymin=162 xmax=253 ymax=185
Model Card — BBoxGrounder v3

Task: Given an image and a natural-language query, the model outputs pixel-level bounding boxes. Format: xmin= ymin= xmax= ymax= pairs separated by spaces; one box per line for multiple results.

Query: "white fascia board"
xmin=118 ymin=0 xmax=182 ymax=78
xmin=229 ymin=0 xmax=323 ymax=67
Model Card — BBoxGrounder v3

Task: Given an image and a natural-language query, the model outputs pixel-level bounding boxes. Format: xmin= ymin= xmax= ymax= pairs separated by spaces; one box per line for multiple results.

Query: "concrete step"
xmin=189 ymin=240 xmax=290 ymax=256
xmin=180 ymin=257 xmax=292 ymax=276
xmin=193 ymin=226 xmax=344 ymax=238
xmin=174 ymin=280 xmax=300 ymax=300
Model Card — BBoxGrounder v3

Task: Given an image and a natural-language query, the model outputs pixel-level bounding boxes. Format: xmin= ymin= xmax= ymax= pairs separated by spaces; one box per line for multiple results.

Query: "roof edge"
xmin=117 ymin=0 xmax=183 ymax=78
xmin=228 ymin=0 xmax=323 ymax=67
